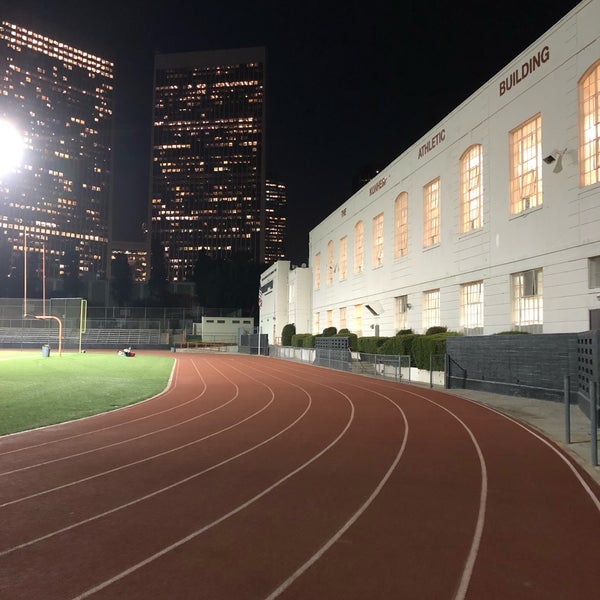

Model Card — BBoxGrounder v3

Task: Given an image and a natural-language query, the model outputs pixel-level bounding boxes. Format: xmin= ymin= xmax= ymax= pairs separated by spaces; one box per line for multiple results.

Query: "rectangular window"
xmin=339 ymin=236 xmax=348 ymax=280
xmin=580 ymin=63 xmax=600 ymax=186
xmin=326 ymin=240 xmax=334 ymax=285
xmin=372 ymin=213 xmax=384 ymax=268
xmin=354 ymin=304 xmax=363 ymax=336
xmin=461 ymin=281 xmax=484 ymax=334
xmin=510 ymin=115 xmax=542 ymax=214
xmin=326 ymin=309 xmax=333 ymax=328
xmin=422 ymin=289 xmax=440 ymax=330
xmin=394 ymin=192 xmax=408 ymax=258
xmin=313 ymin=311 xmax=320 ymax=334
xmin=423 ymin=178 xmax=440 ymax=247
xmin=339 ymin=306 xmax=347 ymax=330
xmin=314 ymin=252 xmax=321 ymax=290
xmin=354 ymin=221 xmax=364 ymax=273
xmin=394 ymin=295 xmax=408 ymax=331
xmin=512 ymin=269 xmax=543 ymax=332
xmin=460 ymin=146 xmax=483 ymax=232
xmin=589 ymin=256 xmax=600 ymax=288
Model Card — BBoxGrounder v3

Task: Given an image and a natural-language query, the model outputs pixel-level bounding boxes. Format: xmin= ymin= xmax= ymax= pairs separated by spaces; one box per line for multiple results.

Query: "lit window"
xmin=372 ymin=213 xmax=384 ymax=268
xmin=460 ymin=145 xmax=483 ymax=232
xmin=394 ymin=295 xmax=408 ymax=331
xmin=339 ymin=306 xmax=347 ymax=330
xmin=510 ymin=115 xmax=542 ymax=214
xmin=512 ymin=269 xmax=543 ymax=332
xmin=579 ymin=61 xmax=600 ymax=186
xmin=326 ymin=309 xmax=333 ymax=328
xmin=314 ymin=252 xmax=321 ymax=290
xmin=423 ymin=178 xmax=440 ymax=247
xmin=339 ymin=236 xmax=347 ymax=280
xmin=461 ymin=281 xmax=484 ymax=334
xmin=354 ymin=304 xmax=363 ymax=336
xmin=354 ymin=220 xmax=364 ymax=273
xmin=588 ymin=256 xmax=600 ymax=288
xmin=326 ymin=240 xmax=334 ymax=284
xmin=313 ymin=312 xmax=320 ymax=334
xmin=422 ymin=289 xmax=440 ymax=330
xmin=394 ymin=192 xmax=408 ymax=258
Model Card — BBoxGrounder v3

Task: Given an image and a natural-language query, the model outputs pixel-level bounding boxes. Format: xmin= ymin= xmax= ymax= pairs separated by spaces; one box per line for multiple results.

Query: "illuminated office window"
xmin=326 ymin=309 xmax=333 ymax=328
xmin=326 ymin=240 xmax=334 ymax=284
xmin=461 ymin=281 xmax=484 ymax=334
xmin=423 ymin=178 xmax=440 ymax=247
xmin=354 ymin=220 xmax=364 ymax=273
xmin=339 ymin=306 xmax=347 ymax=330
xmin=510 ymin=115 xmax=542 ymax=214
xmin=314 ymin=252 xmax=321 ymax=290
xmin=580 ymin=61 xmax=600 ymax=186
xmin=394 ymin=192 xmax=408 ymax=258
xmin=313 ymin=312 xmax=320 ymax=335
xmin=512 ymin=269 xmax=543 ymax=332
xmin=422 ymin=289 xmax=440 ymax=330
xmin=339 ymin=236 xmax=347 ymax=280
xmin=372 ymin=213 xmax=384 ymax=268
xmin=354 ymin=304 xmax=363 ymax=336
xmin=460 ymin=145 xmax=483 ymax=232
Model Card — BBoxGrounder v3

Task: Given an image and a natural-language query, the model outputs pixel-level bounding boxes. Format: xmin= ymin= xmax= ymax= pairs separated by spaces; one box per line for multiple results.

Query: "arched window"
xmin=394 ymin=192 xmax=408 ymax=257
xmin=354 ymin=220 xmax=364 ymax=273
xmin=580 ymin=60 xmax=600 ymax=186
xmin=460 ymin=145 xmax=483 ymax=232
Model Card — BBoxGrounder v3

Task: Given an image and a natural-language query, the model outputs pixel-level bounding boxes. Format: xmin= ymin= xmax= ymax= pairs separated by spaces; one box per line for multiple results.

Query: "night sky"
xmin=3 ymin=0 xmax=583 ymax=264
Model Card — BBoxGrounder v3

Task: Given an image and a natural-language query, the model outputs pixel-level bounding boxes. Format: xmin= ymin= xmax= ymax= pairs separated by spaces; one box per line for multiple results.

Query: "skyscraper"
xmin=0 ymin=21 xmax=113 ymax=288
xmin=151 ymin=47 xmax=266 ymax=281
xmin=265 ymin=179 xmax=286 ymax=265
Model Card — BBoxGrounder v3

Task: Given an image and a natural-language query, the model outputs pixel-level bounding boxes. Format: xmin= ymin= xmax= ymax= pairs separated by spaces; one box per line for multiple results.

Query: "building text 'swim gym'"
xmin=260 ymin=0 xmax=600 ymax=344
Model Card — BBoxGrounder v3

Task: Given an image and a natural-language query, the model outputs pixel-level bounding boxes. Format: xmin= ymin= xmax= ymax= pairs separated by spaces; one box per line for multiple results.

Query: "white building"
xmin=310 ymin=0 xmax=600 ymax=337
xmin=259 ymin=262 xmax=312 ymax=343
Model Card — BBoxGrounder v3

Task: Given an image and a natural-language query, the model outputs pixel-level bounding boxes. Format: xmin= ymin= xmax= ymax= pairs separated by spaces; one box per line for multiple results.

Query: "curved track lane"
xmin=0 ymin=353 xmax=598 ymax=599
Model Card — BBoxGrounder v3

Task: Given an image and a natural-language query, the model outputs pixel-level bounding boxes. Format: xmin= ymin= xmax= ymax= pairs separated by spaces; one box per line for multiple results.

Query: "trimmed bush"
xmin=338 ymin=328 xmax=351 ymax=335
xmin=412 ymin=332 xmax=461 ymax=370
xmin=495 ymin=330 xmax=530 ymax=334
xmin=322 ymin=327 xmax=337 ymax=337
xmin=291 ymin=333 xmax=315 ymax=348
xmin=281 ymin=323 xmax=296 ymax=346
xmin=396 ymin=329 xmax=414 ymax=335
xmin=380 ymin=333 xmax=419 ymax=359
xmin=357 ymin=336 xmax=390 ymax=354
xmin=425 ymin=326 xmax=448 ymax=336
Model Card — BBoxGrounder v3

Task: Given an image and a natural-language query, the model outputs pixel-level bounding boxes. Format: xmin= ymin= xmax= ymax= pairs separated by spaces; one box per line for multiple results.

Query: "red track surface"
xmin=1 ymin=353 xmax=599 ymax=599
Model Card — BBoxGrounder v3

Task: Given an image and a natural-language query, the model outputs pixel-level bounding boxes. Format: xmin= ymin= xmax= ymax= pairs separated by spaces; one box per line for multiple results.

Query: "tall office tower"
xmin=264 ymin=179 xmax=286 ymax=265
xmin=0 ymin=21 xmax=113 ymax=288
xmin=151 ymin=47 xmax=266 ymax=281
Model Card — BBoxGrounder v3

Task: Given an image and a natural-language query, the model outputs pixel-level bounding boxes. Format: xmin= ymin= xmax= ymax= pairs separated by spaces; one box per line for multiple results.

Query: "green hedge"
xmin=411 ymin=332 xmax=461 ymax=370
xmin=281 ymin=323 xmax=296 ymax=346
xmin=291 ymin=333 xmax=314 ymax=348
xmin=379 ymin=333 xmax=419 ymax=359
xmin=357 ymin=336 xmax=390 ymax=354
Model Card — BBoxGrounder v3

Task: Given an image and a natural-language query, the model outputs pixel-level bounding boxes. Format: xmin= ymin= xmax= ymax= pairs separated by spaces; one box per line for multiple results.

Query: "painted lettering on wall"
xmin=499 ymin=45 xmax=550 ymax=96
xmin=418 ymin=129 xmax=446 ymax=159
xmin=369 ymin=177 xmax=387 ymax=196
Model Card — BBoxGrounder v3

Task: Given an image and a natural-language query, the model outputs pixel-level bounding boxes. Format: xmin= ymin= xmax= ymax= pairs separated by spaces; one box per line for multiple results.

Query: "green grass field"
xmin=0 ymin=351 xmax=174 ymax=435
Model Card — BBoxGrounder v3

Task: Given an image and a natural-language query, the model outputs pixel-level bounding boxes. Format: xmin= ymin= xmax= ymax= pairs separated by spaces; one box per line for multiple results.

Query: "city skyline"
xmin=2 ymin=0 xmax=583 ymax=265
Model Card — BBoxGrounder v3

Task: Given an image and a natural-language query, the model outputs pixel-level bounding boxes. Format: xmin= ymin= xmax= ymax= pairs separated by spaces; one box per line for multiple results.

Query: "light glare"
xmin=0 ymin=120 xmax=23 ymax=175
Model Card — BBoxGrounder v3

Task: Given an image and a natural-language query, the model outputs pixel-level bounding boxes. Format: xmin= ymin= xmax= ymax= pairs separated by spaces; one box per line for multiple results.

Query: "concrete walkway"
xmin=441 ymin=387 xmax=600 ymax=485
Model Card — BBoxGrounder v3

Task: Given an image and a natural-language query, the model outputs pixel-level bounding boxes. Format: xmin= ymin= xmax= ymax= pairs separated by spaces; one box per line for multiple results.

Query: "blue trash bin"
xmin=41 ymin=345 xmax=50 ymax=357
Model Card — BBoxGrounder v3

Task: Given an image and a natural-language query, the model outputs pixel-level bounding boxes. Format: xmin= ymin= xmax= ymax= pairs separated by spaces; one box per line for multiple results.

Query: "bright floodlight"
xmin=0 ymin=119 xmax=23 ymax=176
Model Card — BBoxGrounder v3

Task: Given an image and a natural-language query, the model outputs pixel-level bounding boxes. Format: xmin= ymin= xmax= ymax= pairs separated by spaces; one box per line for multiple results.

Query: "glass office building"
xmin=265 ymin=179 xmax=286 ymax=265
xmin=0 ymin=21 xmax=113 ymax=286
xmin=151 ymin=47 xmax=266 ymax=281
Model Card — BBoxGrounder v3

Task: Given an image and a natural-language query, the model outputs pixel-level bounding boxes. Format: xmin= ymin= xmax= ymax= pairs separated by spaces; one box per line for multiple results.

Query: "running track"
xmin=1 ymin=352 xmax=599 ymax=599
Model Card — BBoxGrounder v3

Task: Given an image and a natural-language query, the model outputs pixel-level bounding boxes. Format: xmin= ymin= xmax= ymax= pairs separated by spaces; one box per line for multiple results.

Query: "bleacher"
xmin=81 ymin=329 xmax=163 ymax=347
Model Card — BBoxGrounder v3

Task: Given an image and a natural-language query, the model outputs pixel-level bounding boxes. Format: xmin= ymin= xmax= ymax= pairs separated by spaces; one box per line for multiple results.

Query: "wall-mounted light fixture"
xmin=543 ymin=148 xmax=567 ymax=173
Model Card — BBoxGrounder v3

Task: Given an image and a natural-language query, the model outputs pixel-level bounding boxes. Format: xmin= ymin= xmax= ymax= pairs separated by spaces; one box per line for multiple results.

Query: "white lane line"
xmin=0 ymin=356 xmax=183 ymax=455
xmin=0 ymin=359 xmax=254 ymax=507
xmin=0 ymin=359 xmax=213 ymax=475
xmin=264 ymin=383 xmax=409 ymax=600
xmin=452 ymin=393 xmax=600 ymax=513
xmin=0 ymin=365 xmax=313 ymax=557
xmin=267 ymin=366 xmax=487 ymax=600
xmin=67 ymin=382 xmax=356 ymax=600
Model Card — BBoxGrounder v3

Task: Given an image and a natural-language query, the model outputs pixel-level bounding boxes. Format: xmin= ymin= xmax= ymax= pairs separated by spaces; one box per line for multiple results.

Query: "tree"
xmin=111 ymin=254 xmax=133 ymax=306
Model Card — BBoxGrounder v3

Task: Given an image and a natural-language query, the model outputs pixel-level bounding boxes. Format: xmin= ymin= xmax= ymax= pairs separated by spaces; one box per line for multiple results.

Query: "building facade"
xmin=265 ymin=179 xmax=286 ymax=265
xmin=151 ymin=47 xmax=266 ymax=281
xmin=306 ymin=0 xmax=600 ymax=338
xmin=0 ymin=21 xmax=113 ymax=287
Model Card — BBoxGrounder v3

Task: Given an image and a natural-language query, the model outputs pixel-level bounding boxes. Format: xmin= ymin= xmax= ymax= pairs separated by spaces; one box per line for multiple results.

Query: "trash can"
xmin=41 ymin=345 xmax=50 ymax=358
